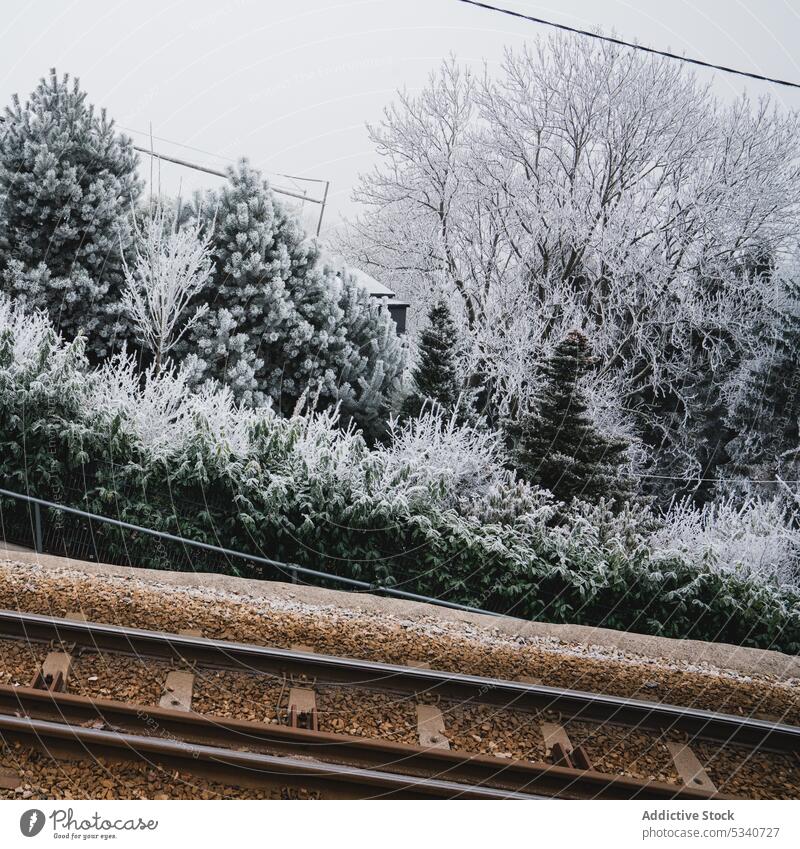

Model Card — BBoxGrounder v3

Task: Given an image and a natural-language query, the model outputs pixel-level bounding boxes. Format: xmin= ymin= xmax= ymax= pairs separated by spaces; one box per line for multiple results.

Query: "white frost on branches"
xmin=651 ymin=497 xmax=800 ymax=587
xmin=2 ymin=292 xmax=799 ymax=593
xmin=337 ymin=36 xmax=800 ymax=480
xmin=0 ymin=295 xmax=56 ymax=370
xmin=88 ymin=352 xmax=258 ymax=460
xmin=377 ymin=406 xmax=514 ymax=510
xmin=121 ymin=202 xmax=213 ymax=373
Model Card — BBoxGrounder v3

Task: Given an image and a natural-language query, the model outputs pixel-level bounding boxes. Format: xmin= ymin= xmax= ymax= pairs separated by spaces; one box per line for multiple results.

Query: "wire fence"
xmin=0 ymin=486 xmax=499 ymax=618
xmin=1 ymin=481 xmax=795 ymax=652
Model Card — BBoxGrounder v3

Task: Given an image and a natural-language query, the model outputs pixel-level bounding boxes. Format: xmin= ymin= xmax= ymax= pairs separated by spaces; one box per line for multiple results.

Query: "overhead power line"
xmin=132 ymin=145 xmax=324 ymax=204
xmin=2 ymin=113 xmax=331 ymax=234
xmin=119 ymin=123 xmax=329 ymax=185
xmin=134 ymin=144 xmax=331 ymax=236
xmin=456 ymin=0 xmax=800 ymax=90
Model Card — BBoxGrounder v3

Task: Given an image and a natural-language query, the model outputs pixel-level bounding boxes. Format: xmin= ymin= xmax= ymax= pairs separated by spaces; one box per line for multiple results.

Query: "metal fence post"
xmin=33 ymin=503 xmax=43 ymax=553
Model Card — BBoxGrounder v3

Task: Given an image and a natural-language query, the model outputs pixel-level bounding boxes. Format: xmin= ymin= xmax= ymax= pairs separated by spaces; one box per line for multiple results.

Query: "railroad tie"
xmin=160 ymin=671 xmax=195 ymax=712
xmin=0 ymin=766 xmax=23 ymax=791
xmin=417 ymin=704 xmax=450 ymax=750
xmin=666 ymin=742 xmax=718 ymax=793
xmin=516 ymin=674 xmax=543 ymax=685
xmin=65 ymin=611 xmax=87 ymax=622
xmin=287 ymin=687 xmax=318 ymax=731
xmin=540 ymin=721 xmax=593 ymax=770
xmin=407 ymin=660 xmax=431 ymax=669
xmin=30 ymin=651 xmax=72 ymax=693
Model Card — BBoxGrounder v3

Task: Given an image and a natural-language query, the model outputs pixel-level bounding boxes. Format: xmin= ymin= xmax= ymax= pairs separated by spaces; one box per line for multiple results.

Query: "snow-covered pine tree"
xmin=505 ymin=329 xmax=632 ymax=505
xmin=180 ymin=160 xmax=405 ymax=433
xmin=334 ymin=271 xmax=406 ymax=437
xmin=180 ymin=159 xmax=318 ymax=406
xmin=402 ymin=298 xmax=460 ymax=417
xmin=0 ymin=69 xmax=141 ymax=358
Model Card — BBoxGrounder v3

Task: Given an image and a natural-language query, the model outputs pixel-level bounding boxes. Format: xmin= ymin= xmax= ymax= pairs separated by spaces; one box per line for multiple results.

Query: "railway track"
xmin=0 ymin=608 xmax=796 ymax=799
xmin=0 ymin=712 xmax=539 ymax=800
xmin=0 ymin=684 xmax=714 ymax=800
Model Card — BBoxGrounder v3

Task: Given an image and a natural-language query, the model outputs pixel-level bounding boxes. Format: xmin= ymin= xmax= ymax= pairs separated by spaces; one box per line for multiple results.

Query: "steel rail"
xmin=0 ymin=713 xmax=540 ymax=800
xmin=0 ymin=685 xmax=717 ymax=800
xmin=1 ymin=609 xmax=796 ymax=753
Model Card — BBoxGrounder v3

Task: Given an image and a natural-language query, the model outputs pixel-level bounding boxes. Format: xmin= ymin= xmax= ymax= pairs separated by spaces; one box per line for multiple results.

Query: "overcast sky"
xmin=3 ymin=0 xmax=800 ymax=235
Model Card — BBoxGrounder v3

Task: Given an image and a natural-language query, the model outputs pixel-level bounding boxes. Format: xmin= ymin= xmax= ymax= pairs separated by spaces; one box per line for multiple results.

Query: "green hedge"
xmin=2 ymin=323 xmax=799 ymax=654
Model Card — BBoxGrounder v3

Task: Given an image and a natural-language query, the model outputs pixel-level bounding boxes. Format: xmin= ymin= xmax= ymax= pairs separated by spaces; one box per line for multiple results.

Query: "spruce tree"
xmin=334 ymin=272 xmax=406 ymax=437
xmin=402 ymin=299 xmax=460 ymax=417
xmin=0 ymin=69 xmax=142 ymax=358
xmin=506 ymin=329 xmax=631 ymax=505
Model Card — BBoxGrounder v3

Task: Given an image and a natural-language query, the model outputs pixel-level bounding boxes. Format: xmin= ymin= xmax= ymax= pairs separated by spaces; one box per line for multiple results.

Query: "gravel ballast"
xmin=1 ymin=552 xmax=799 ymax=799
xmin=1 ymin=553 xmax=797 ymax=723
xmin=0 ymin=743 xmax=319 ymax=800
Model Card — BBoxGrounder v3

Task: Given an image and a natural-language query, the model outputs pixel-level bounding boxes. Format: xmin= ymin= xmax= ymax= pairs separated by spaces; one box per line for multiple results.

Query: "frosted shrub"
xmin=651 ymin=497 xmax=800 ymax=588
xmin=1 ymin=296 xmax=799 ymax=652
xmin=121 ymin=202 xmax=213 ymax=373
xmin=0 ymin=296 xmax=63 ymax=374
xmin=557 ymin=499 xmax=655 ymax=559
xmin=246 ymin=406 xmax=368 ymax=495
xmin=88 ymin=354 xmax=198 ymax=459
xmin=0 ymin=295 xmax=88 ymax=411
xmin=185 ymin=381 xmax=265 ymax=462
xmin=377 ymin=407 xmax=512 ymax=510
xmin=88 ymin=351 xmax=269 ymax=465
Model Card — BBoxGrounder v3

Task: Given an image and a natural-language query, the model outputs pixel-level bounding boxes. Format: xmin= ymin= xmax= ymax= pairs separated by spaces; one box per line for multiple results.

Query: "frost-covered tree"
xmin=180 ymin=160 xmax=404 ymax=433
xmin=338 ymin=38 xmax=800 ymax=493
xmin=402 ymin=299 xmax=460 ymax=417
xmin=725 ymin=268 xmax=800 ymax=488
xmin=651 ymin=496 xmax=800 ymax=588
xmin=0 ymin=69 xmax=141 ymax=357
xmin=181 ymin=160 xmax=334 ymax=406
xmin=327 ymin=270 xmax=406 ymax=436
xmin=121 ymin=202 xmax=213 ymax=374
xmin=505 ymin=330 xmax=632 ymax=505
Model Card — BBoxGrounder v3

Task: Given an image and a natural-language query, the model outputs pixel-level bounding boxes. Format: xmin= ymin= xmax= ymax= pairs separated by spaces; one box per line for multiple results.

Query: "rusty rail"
xmin=0 ymin=685 xmax=718 ymax=800
xmin=0 ymin=711 xmax=542 ymax=800
xmin=0 ymin=609 xmax=797 ymax=754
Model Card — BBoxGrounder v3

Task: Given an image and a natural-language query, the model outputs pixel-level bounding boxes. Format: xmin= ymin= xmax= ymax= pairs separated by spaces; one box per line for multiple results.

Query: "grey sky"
xmin=3 ymin=0 xmax=800 ymax=235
